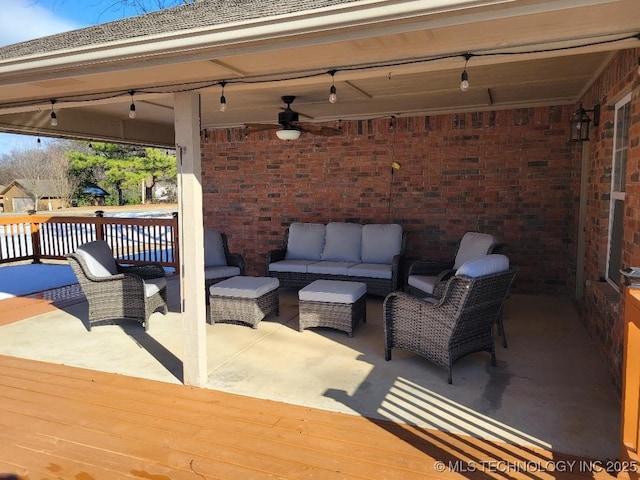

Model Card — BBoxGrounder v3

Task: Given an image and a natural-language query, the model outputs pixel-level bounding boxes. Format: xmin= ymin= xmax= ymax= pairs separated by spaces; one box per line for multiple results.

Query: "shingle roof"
xmin=9 ymin=179 xmax=59 ymax=197
xmin=0 ymin=0 xmax=364 ymax=60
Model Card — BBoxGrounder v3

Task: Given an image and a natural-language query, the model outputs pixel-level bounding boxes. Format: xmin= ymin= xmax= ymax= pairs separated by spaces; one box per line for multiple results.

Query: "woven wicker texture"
xmin=67 ymin=253 xmax=168 ymax=331
xmin=209 ymin=288 xmax=279 ymax=329
xmin=299 ymin=295 xmax=367 ymax=337
xmin=384 ymin=268 xmax=516 ymax=383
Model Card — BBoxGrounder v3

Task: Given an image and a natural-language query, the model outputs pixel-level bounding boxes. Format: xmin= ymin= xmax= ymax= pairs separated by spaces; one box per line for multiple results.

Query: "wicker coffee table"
xmin=298 ymin=279 xmax=367 ymax=337
xmin=209 ymin=276 xmax=279 ymax=328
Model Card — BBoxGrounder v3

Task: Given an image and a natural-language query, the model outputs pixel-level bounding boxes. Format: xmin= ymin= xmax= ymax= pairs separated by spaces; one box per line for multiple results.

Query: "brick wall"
xmin=580 ymin=48 xmax=640 ymax=392
xmin=202 ymin=105 xmax=579 ymax=296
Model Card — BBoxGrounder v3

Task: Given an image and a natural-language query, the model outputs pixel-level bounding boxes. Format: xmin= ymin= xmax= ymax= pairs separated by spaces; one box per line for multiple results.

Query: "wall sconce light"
xmin=569 ymin=102 xmax=600 ymax=142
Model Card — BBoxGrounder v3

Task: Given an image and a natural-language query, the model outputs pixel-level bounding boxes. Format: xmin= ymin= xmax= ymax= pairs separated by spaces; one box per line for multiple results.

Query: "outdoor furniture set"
xmin=266 ymin=222 xmax=407 ymax=297
xmin=68 ymin=227 xmax=515 ymax=383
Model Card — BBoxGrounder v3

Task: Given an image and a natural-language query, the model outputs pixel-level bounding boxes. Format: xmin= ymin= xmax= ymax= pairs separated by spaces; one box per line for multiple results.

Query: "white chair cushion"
xmin=204 ymin=229 xmax=227 ymax=267
xmin=361 ymin=224 xmax=403 ymax=264
xmin=144 ymin=276 xmax=166 ymax=297
xmin=308 ymin=261 xmax=356 ymax=275
xmin=321 ymin=222 xmax=362 ymax=262
xmin=209 ymin=276 xmax=279 ymax=299
xmin=268 ymin=260 xmax=317 ymax=273
xmin=456 ymin=254 xmax=509 ymax=278
xmin=453 ymin=232 xmax=498 ymax=269
xmin=285 ymin=223 xmax=326 ymax=261
xmin=204 ymin=265 xmax=241 ymax=279
xmin=76 ymin=240 xmax=118 ymax=277
xmin=347 ymin=263 xmax=392 ymax=280
xmin=299 ymin=280 xmax=366 ymax=303
xmin=407 ymin=274 xmax=439 ymax=294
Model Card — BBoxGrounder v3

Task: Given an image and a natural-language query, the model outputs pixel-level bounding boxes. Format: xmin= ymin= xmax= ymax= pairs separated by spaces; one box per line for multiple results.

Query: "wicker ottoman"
xmin=209 ymin=276 xmax=279 ymax=328
xmin=298 ymin=280 xmax=367 ymax=337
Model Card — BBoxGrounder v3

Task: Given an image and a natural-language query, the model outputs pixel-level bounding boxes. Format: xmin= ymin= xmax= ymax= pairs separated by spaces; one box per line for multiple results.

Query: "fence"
xmin=0 ymin=213 xmax=180 ymax=273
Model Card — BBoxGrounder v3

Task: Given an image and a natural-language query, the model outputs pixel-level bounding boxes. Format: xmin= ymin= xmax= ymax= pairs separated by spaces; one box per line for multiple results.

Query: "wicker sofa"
xmin=267 ymin=222 xmax=407 ymax=296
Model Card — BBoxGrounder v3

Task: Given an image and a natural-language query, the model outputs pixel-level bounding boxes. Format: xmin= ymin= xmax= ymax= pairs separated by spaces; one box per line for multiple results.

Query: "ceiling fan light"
xmin=276 ymin=128 xmax=301 ymax=140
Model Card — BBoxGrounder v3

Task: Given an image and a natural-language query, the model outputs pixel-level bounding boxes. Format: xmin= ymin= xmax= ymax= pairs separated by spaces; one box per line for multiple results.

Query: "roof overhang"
xmin=0 ymin=0 xmax=638 ymax=146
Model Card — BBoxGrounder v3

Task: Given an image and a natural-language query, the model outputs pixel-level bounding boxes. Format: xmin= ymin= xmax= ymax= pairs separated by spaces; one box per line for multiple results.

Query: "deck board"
xmin=0 ymin=354 xmax=621 ymax=480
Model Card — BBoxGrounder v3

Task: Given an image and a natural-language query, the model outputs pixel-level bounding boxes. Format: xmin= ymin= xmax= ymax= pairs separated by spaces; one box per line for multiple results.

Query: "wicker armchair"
xmin=384 ymin=255 xmax=516 ymax=384
xmin=204 ymin=229 xmax=245 ymax=298
xmin=406 ymin=231 xmax=503 ymax=297
xmin=67 ymin=240 xmax=168 ymax=331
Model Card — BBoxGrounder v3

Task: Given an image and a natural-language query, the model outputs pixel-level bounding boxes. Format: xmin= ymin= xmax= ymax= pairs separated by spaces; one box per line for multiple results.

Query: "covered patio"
xmin=0 ymin=275 xmax=620 ymax=466
xmin=1 ymin=0 xmax=639 ymax=473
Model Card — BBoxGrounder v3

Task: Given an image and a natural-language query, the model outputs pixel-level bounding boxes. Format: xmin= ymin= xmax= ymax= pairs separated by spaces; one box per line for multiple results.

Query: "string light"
xmin=2 ymin=34 xmax=636 ymax=113
xmin=129 ymin=90 xmax=136 ymax=118
xmin=50 ymin=100 xmax=58 ymax=126
xmin=460 ymin=54 xmax=472 ymax=92
xmin=219 ymin=81 xmax=227 ymax=112
xmin=328 ymin=70 xmax=337 ymax=104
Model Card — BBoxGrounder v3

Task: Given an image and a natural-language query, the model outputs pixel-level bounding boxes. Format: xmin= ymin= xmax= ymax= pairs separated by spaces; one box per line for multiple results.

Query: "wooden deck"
xmin=0 ymin=354 xmax=625 ymax=480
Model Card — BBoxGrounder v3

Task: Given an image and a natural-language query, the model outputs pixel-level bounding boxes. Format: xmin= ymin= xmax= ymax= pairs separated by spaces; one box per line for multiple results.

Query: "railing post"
xmin=30 ymin=219 xmax=41 ymax=264
xmin=95 ymin=210 xmax=105 ymax=241
xmin=172 ymin=211 xmax=180 ymax=275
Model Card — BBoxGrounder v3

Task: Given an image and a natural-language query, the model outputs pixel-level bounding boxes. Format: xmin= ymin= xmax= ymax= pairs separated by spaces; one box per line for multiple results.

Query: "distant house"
xmin=0 ymin=179 xmax=64 ymax=213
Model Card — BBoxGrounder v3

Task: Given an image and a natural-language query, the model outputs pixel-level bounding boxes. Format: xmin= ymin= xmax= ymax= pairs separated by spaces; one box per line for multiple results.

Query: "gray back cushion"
xmin=285 ymin=223 xmax=326 ymax=261
xmin=456 ymin=254 xmax=509 ymax=277
xmin=204 ymin=229 xmax=227 ymax=267
xmin=453 ymin=232 xmax=498 ymax=269
xmin=321 ymin=222 xmax=362 ymax=262
xmin=361 ymin=224 xmax=403 ymax=264
xmin=76 ymin=240 xmax=118 ymax=277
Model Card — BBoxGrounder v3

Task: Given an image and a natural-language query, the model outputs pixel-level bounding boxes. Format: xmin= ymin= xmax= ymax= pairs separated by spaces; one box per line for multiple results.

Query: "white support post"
xmin=174 ymin=92 xmax=207 ymax=386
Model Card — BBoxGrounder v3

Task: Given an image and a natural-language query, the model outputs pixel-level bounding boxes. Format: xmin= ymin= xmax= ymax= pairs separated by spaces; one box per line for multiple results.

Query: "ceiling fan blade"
xmin=244 ymin=123 xmax=279 ymax=132
xmin=299 ymin=124 xmax=342 ymax=137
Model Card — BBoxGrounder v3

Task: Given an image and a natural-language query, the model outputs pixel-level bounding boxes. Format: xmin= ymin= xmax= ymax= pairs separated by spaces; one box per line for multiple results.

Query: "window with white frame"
xmin=606 ymin=93 xmax=631 ymax=289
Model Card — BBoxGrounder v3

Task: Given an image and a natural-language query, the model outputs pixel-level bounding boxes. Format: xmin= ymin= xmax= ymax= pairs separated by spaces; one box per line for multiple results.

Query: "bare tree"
xmin=48 ymin=142 xmax=83 ymax=208
xmin=38 ymin=0 xmax=195 ymax=19
xmin=9 ymin=149 xmax=49 ymax=211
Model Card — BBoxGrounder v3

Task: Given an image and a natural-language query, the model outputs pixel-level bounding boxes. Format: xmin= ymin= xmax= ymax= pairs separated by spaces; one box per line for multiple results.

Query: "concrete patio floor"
xmin=0 ymin=275 xmax=621 ymax=461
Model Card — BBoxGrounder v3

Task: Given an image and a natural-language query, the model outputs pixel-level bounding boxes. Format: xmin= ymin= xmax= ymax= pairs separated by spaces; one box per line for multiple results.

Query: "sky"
xmin=0 ymin=0 xmax=166 ymax=157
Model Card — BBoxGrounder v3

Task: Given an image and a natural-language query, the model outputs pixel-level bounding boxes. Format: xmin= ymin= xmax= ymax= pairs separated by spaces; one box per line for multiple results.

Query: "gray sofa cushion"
xmin=299 ymin=279 xmax=366 ymax=303
xmin=209 ymin=276 xmax=279 ymax=299
xmin=76 ymin=240 xmax=118 ymax=277
xmin=307 ymin=261 xmax=356 ymax=275
xmin=285 ymin=223 xmax=326 ymax=261
xmin=321 ymin=222 xmax=362 ymax=262
xmin=204 ymin=265 xmax=241 ymax=280
xmin=269 ymin=259 xmax=318 ymax=273
xmin=361 ymin=224 xmax=403 ymax=264
xmin=347 ymin=263 xmax=392 ymax=280
xmin=204 ymin=229 xmax=227 ymax=267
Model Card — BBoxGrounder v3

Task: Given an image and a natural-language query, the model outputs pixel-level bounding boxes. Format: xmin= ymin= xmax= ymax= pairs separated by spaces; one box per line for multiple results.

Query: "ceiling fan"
xmin=245 ymin=96 xmax=342 ymax=140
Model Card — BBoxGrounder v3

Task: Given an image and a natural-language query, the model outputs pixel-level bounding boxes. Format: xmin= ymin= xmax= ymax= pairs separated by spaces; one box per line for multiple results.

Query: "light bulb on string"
xmin=460 ymin=54 xmax=472 ymax=92
xmin=129 ymin=91 xmax=136 ymax=119
xmin=219 ymin=81 xmax=227 ymax=112
xmin=50 ymin=100 xmax=58 ymax=126
xmin=328 ymin=70 xmax=337 ymax=104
